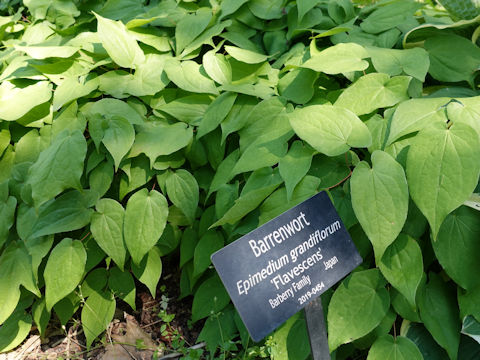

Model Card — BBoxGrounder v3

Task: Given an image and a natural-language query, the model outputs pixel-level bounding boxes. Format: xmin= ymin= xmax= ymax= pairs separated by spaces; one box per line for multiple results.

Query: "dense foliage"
xmin=1 ymin=0 xmax=480 ymax=359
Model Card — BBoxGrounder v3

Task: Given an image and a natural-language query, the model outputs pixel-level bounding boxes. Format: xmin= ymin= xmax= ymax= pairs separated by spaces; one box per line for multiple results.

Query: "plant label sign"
xmin=211 ymin=191 xmax=362 ymax=342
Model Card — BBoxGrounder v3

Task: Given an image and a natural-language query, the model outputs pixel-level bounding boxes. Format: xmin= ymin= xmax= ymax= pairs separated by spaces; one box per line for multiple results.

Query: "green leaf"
xmin=248 ymin=0 xmax=284 ymax=19
xmin=156 ymin=94 xmax=211 ymax=126
xmin=425 ymin=34 xmax=480 ymax=83
xmin=32 ymin=298 xmax=50 ymax=337
xmin=175 ymin=8 xmax=212 ymax=55
xmin=44 ymin=238 xmax=86 ymax=311
xmin=207 ymin=149 xmax=239 ymax=197
xmin=259 ymin=175 xmax=320 ymax=225
xmin=297 ymin=0 xmax=321 ymax=22
xmin=335 ymin=73 xmax=411 ymax=116
xmin=406 ymin=122 xmax=480 ymax=239
xmin=279 ymin=141 xmax=315 ymax=201
xmin=15 ymin=45 xmax=79 ymax=59
xmin=386 ymin=97 xmax=449 ymax=146
xmin=0 ymin=311 xmax=32 ymax=353
xmin=91 ymin=198 xmax=126 ymax=271
xmin=102 ymin=116 xmax=135 ymax=170
xmin=434 ymin=206 xmax=480 ymax=291
xmin=132 ymin=246 xmax=162 ymax=298
xmin=211 ymin=168 xmax=283 ymax=227
xmin=192 ymin=275 xmax=230 ymax=322
xmin=124 ymin=189 xmax=168 ymax=265
xmin=164 ymin=59 xmax=219 ymax=95
xmin=82 ymin=98 xmax=144 ymax=125
xmin=202 ymin=50 xmax=232 ymax=85
xmin=108 ymin=267 xmax=136 ymax=311
xmin=193 ymin=230 xmax=224 ymax=278
xmin=418 ymin=273 xmax=460 ymax=360
xmin=351 ymin=151 xmax=409 ymax=260
xmin=278 ymin=68 xmax=318 ymax=104
xmin=53 ymin=77 xmax=99 ymax=111
xmin=379 ymin=234 xmax=423 ymax=308
xmin=367 ymin=335 xmax=423 ymax=360
xmin=197 ymin=92 xmax=237 ymax=139
xmin=328 ymin=269 xmax=390 ymax=352
xmin=225 ymin=45 xmax=268 ymax=64
xmin=360 ymin=1 xmax=422 ymax=34
xmin=404 ymin=322 xmax=449 ymax=360
xmin=81 ymin=290 xmax=115 ymax=349
xmin=0 ymin=242 xmax=38 ymax=324
xmin=302 ymin=42 xmax=369 ymax=74
xmin=0 ymin=81 xmax=52 ymax=121
xmin=166 ymin=170 xmax=199 ymax=224
xmin=0 ymin=195 xmax=16 ymax=248
xmin=94 ymin=12 xmax=145 ymax=68
xmin=129 ymin=122 xmax=193 ymax=167
xmin=220 ymin=0 xmax=249 ymax=18
xmin=27 ymin=130 xmax=87 ymax=207
xmin=270 ymin=313 xmax=302 ymax=360
xmin=30 ymin=191 xmax=94 ymax=239
xmin=367 ymin=46 xmax=430 ymax=82
xmin=289 ymin=104 xmax=372 ymax=156
xmin=287 ymin=317 xmax=310 ymax=360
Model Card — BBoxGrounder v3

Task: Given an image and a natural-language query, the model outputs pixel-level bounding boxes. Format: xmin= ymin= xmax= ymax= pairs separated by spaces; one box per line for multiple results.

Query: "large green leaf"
xmin=164 ymin=59 xmax=219 ymax=95
xmin=406 ymin=122 xmax=480 ymax=239
xmin=433 ymin=206 xmax=480 ymax=291
xmin=90 ymin=198 xmax=126 ymax=271
xmin=30 ymin=190 xmax=93 ymax=239
xmin=302 ymin=42 xmax=369 ymax=74
xmin=351 ymin=150 xmax=409 ymax=260
xmin=279 ymin=141 xmax=315 ymax=201
xmin=328 ymin=269 xmax=390 ymax=351
xmin=102 ymin=116 xmax=135 ymax=170
xmin=129 ymin=122 xmax=193 ymax=167
xmin=386 ymin=97 xmax=449 ymax=146
xmin=193 ymin=230 xmax=224 ymax=278
xmin=124 ymin=189 xmax=168 ymax=265
xmin=94 ymin=12 xmax=145 ymax=68
xmin=192 ymin=275 xmax=229 ymax=322
xmin=211 ymin=168 xmax=283 ymax=227
xmin=197 ymin=92 xmax=237 ymax=139
xmin=108 ymin=267 xmax=136 ymax=311
xmin=248 ymin=0 xmax=284 ymax=19
xmin=27 ymin=130 xmax=87 ymax=207
xmin=367 ymin=46 xmax=430 ymax=82
xmin=15 ymin=45 xmax=79 ymax=59
xmin=165 ymin=170 xmax=199 ymax=224
xmin=418 ymin=273 xmax=460 ymax=360
xmin=175 ymin=8 xmax=212 ymax=55
xmin=44 ymin=238 xmax=86 ymax=311
xmin=0 ymin=194 xmax=16 ymax=249
xmin=132 ymin=246 xmax=162 ymax=297
xmin=0 ymin=242 xmax=38 ymax=324
xmin=425 ymin=34 xmax=480 ymax=83
xmin=81 ymin=290 xmax=115 ymax=349
xmin=0 ymin=81 xmax=52 ymax=121
xmin=367 ymin=335 xmax=423 ymax=360
xmin=289 ymin=104 xmax=372 ymax=156
xmin=335 ymin=73 xmax=411 ymax=115
xmin=202 ymin=50 xmax=232 ymax=85
xmin=0 ymin=311 xmax=32 ymax=353
xmin=379 ymin=234 xmax=423 ymax=308
xmin=225 ymin=45 xmax=269 ymax=64
xmin=278 ymin=68 xmax=318 ymax=105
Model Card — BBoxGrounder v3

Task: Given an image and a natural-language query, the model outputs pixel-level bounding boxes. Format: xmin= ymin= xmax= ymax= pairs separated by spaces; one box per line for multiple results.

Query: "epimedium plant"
xmin=0 ymin=0 xmax=480 ymax=359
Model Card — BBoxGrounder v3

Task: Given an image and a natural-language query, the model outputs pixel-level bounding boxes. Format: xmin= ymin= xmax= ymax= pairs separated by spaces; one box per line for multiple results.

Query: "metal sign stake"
xmin=305 ymin=297 xmax=331 ymax=360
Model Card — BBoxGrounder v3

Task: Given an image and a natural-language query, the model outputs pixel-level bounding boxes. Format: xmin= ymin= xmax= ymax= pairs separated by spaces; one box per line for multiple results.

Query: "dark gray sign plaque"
xmin=211 ymin=191 xmax=362 ymax=342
